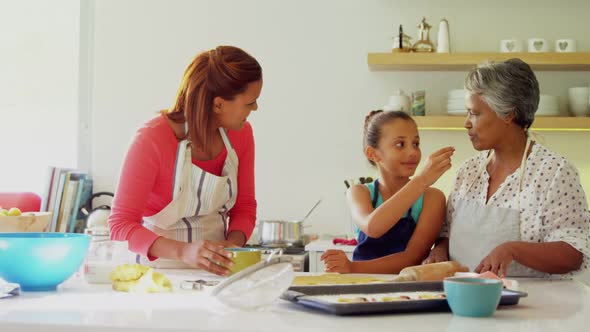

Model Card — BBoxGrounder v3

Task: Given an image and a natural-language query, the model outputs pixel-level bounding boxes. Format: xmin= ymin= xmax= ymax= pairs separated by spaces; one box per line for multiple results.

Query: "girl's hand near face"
xmin=415 ymin=147 xmax=455 ymax=187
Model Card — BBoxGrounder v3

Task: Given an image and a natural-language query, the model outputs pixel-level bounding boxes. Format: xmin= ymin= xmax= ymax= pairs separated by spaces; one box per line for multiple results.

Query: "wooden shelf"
xmin=414 ymin=116 xmax=590 ymax=131
xmin=368 ymin=52 xmax=590 ymax=71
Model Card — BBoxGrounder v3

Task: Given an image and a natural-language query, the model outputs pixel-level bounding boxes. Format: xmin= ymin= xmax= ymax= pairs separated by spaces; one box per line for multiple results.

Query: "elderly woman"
xmin=424 ymin=58 xmax=590 ymax=277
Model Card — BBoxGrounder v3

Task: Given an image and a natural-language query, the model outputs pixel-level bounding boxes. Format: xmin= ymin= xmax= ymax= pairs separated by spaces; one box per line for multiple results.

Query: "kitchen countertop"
xmin=1 ymin=270 xmax=589 ymax=332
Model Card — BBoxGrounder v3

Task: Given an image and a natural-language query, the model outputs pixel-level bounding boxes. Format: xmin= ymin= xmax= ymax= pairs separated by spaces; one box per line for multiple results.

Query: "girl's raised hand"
xmin=416 ymin=147 xmax=455 ymax=187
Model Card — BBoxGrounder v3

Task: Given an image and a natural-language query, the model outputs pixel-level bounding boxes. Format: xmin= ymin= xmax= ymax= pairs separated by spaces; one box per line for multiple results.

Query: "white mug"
xmin=500 ymin=39 xmax=522 ymax=53
xmin=555 ymin=39 xmax=576 ymax=53
xmin=528 ymin=38 xmax=549 ymax=52
xmin=568 ymin=87 xmax=589 ymax=116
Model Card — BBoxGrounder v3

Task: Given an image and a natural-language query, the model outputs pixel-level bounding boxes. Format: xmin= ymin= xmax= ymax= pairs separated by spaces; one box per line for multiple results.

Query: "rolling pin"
xmin=392 ymin=261 xmax=469 ymax=282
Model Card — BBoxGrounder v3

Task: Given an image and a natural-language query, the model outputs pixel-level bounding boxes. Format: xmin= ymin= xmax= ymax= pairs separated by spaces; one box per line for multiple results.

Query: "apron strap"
xmin=464 ymin=136 xmax=532 ymax=207
xmin=371 ymin=180 xmax=379 ymax=208
xmin=218 ymin=128 xmax=234 ymax=151
xmin=172 ymin=140 xmax=190 ymax=200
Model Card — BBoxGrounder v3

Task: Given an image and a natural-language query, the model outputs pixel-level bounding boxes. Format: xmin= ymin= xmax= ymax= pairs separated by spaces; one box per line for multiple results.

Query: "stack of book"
xmin=41 ymin=167 xmax=93 ymax=233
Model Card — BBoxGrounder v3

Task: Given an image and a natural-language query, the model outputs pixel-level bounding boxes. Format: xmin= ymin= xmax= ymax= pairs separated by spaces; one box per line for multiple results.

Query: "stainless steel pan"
xmin=258 ymin=199 xmax=321 ymax=247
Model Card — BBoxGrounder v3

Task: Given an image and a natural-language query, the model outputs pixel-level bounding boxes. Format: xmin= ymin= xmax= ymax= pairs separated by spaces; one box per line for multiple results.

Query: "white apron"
xmin=449 ymin=138 xmax=546 ymax=277
xmin=138 ymin=127 xmax=239 ymax=268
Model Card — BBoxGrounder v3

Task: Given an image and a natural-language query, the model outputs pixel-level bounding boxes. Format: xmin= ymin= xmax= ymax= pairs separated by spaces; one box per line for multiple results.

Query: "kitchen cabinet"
xmin=305 ymin=239 xmax=356 ymax=272
xmin=368 ymin=52 xmax=590 ymax=131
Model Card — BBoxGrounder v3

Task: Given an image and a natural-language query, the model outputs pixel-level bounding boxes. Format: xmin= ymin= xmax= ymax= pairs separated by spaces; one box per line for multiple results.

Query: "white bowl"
xmin=0 ymin=212 xmax=52 ymax=233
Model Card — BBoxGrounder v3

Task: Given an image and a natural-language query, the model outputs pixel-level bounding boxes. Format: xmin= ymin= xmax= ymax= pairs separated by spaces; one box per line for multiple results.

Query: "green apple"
xmin=0 ymin=209 xmax=9 ymax=216
xmin=7 ymin=207 xmax=22 ymax=216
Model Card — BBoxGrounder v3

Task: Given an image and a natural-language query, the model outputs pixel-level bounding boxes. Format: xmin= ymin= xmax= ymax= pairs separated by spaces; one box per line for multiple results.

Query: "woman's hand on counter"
xmin=180 ymin=240 xmax=234 ymax=276
xmin=321 ymin=249 xmax=354 ymax=273
xmin=422 ymin=237 xmax=449 ymax=265
xmin=475 ymin=242 xmax=515 ymax=278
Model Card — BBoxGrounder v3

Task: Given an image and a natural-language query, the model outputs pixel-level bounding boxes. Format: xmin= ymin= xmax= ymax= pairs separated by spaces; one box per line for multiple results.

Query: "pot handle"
xmin=265 ymin=248 xmax=283 ymax=263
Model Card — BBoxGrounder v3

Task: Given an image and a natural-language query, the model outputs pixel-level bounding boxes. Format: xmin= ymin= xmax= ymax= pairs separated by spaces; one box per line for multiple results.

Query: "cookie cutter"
xmin=180 ymin=279 xmax=220 ymax=290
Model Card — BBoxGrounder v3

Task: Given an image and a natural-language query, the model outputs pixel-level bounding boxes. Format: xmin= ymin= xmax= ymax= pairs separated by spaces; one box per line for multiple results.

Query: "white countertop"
xmin=305 ymin=239 xmax=356 ymax=253
xmin=1 ymin=270 xmax=590 ymax=332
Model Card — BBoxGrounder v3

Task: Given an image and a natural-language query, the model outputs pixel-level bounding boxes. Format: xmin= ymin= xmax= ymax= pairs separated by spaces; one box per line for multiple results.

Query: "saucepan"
xmin=258 ymin=199 xmax=321 ymax=247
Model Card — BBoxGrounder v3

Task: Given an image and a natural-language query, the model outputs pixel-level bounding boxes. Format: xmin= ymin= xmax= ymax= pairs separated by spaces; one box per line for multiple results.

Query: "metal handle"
xmin=301 ymin=199 xmax=322 ymax=223
xmin=265 ymin=248 xmax=283 ymax=263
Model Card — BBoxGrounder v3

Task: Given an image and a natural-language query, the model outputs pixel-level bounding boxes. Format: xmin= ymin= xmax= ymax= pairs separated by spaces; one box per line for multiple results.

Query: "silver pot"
xmin=258 ymin=220 xmax=304 ymax=247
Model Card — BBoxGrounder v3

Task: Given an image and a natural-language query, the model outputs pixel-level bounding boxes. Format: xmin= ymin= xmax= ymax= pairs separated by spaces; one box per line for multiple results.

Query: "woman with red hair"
xmin=109 ymin=46 xmax=262 ymax=275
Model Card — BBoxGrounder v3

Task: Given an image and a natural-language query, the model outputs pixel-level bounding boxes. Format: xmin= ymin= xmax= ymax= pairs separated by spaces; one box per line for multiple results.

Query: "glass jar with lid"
xmin=83 ymin=227 xmax=133 ymax=284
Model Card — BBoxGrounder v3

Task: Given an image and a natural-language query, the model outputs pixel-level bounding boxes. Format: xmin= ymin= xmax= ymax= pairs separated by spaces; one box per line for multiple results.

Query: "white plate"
xmin=447 ymin=111 xmax=467 ymax=116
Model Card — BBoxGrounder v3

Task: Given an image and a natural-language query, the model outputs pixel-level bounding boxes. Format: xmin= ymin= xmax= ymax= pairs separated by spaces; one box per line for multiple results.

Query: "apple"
xmin=7 ymin=207 xmax=22 ymax=216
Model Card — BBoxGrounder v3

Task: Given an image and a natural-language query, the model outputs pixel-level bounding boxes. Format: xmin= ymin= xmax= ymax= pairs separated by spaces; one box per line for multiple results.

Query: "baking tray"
xmin=281 ymin=281 xmax=527 ymax=315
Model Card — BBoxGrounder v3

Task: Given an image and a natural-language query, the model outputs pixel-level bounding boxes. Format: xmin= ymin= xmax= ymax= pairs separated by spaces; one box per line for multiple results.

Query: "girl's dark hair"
xmin=164 ymin=45 xmax=262 ymax=151
xmin=363 ymin=110 xmax=415 ymax=166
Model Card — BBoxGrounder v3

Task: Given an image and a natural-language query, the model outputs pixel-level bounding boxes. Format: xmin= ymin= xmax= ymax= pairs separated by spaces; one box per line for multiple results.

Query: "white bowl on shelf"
xmin=447 ymin=110 xmax=468 ymax=116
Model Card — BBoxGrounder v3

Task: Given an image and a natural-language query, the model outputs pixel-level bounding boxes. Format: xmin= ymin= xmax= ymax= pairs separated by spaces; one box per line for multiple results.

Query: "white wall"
xmin=90 ymin=0 xmax=590 ymax=237
xmin=0 ymin=0 xmax=80 ymax=193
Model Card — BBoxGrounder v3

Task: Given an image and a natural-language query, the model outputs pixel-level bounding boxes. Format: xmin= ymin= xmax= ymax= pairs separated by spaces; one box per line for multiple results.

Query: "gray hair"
xmin=464 ymin=58 xmax=539 ymax=130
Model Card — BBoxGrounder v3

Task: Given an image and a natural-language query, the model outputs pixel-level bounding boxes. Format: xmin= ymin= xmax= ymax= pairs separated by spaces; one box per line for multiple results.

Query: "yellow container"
xmin=225 ymin=248 xmax=262 ymax=275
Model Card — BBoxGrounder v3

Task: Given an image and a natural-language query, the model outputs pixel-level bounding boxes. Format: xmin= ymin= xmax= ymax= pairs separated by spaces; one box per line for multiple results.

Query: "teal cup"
xmin=443 ymin=277 xmax=503 ymax=317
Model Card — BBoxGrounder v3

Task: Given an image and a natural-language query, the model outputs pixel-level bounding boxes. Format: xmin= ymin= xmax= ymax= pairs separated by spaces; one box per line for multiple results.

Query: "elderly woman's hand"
xmin=321 ymin=249 xmax=353 ymax=273
xmin=416 ymin=147 xmax=455 ymax=188
xmin=475 ymin=242 xmax=516 ymax=278
xmin=422 ymin=241 xmax=449 ymax=265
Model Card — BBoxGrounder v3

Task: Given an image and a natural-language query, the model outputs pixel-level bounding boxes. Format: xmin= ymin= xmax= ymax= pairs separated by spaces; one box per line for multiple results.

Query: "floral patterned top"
xmin=442 ymin=142 xmax=590 ymax=275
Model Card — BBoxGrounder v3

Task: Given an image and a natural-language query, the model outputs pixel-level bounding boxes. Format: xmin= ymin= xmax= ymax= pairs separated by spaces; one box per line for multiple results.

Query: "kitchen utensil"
xmin=437 ymin=19 xmax=450 ymax=53
xmin=82 ymin=192 xmax=114 ymax=233
xmin=283 ymin=282 xmax=526 ymax=315
xmin=180 ymin=279 xmax=220 ymax=290
xmin=211 ymin=249 xmax=294 ymax=309
xmin=259 ymin=219 xmax=305 ymax=247
xmin=259 ymin=200 xmax=321 ymax=247
xmin=500 ymin=39 xmax=522 ymax=53
xmin=301 ymin=199 xmax=322 ymax=223
xmin=528 ymin=38 xmax=549 ymax=52
xmin=392 ymin=261 xmax=469 ymax=282
xmin=568 ymin=87 xmax=590 ymax=116
xmin=444 ymin=277 xmax=503 ymax=317
xmin=0 ymin=233 xmax=90 ymax=291
xmin=412 ymin=18 xmax=435 ymax=52
xmin=224 ymin=247 xmax=262 ymax=275
xmin=0 ymin=278 xmax=20 ymax=299
xmin=411 ymin=90 xmax=426 ymax=116
xmin=0 ymin=212 xmax=52 ymax=233
xmin=392 ymin=25 xmax=412 ymax=52
xmin=383 ymin=89 xmax=411 ymax=113
xmin=555 ymin=39 xmax=576 ymax=53
xmin=83 ymin=239 xmax=134 ymax=284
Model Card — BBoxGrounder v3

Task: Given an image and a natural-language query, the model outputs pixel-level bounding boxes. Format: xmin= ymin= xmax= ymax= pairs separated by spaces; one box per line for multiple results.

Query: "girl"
xmin=321 ymin=110 xmax=454 ymax=274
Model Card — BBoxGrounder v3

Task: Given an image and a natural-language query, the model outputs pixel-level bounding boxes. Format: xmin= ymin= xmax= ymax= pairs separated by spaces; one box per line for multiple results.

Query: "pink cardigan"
xmin=108 ymin=115 xmax=256 ymax=258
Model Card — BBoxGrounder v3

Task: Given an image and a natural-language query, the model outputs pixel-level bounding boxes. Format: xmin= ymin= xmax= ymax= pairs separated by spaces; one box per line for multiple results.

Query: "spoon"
xmin=301 ymin=199 xmax=322 ymax=223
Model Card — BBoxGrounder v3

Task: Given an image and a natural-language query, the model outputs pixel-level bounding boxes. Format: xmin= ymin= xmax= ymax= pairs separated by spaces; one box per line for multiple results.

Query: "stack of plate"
xmin=447 ymin=89 xmax=467 ymax=115
xmin=536 ymin=95 xmax=559 ymax=116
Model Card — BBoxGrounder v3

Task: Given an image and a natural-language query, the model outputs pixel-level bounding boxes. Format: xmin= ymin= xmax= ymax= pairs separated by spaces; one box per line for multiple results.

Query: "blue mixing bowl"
xmin=443 ymin=277 xmax=503 ymax=317
xmin=0 ymin=233 xmax=90 ymax=291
